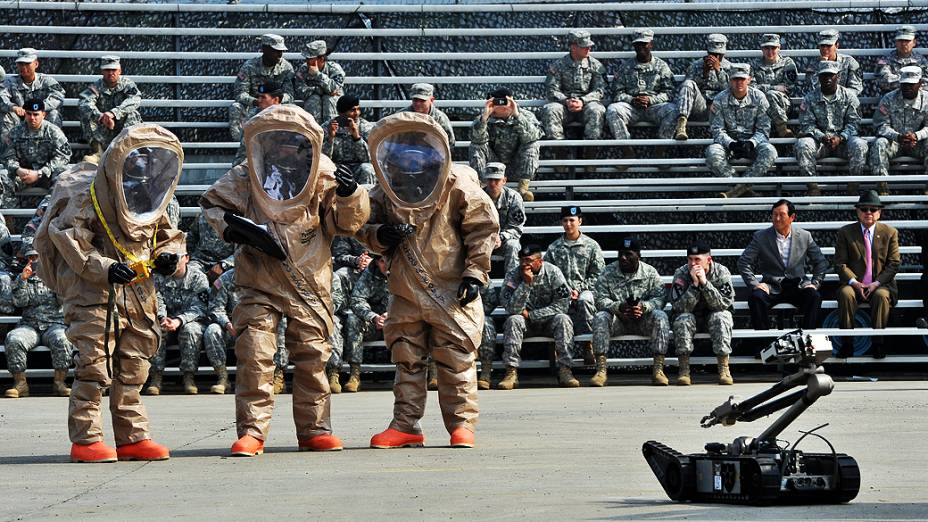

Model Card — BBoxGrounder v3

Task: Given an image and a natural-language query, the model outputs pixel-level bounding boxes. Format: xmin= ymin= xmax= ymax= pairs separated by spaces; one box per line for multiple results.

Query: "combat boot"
xmin=427 ymin=360 xmax=438 ymax=390
xmin=496 ymin=366 xmax=519 ymax=390
xmin=517 ymin=179 xmax=534 ymax=202
xmin=806 ymin=182 xmax=822 ymax=197
xmin=877 ymin=181 xmax=889 ymax=196
xmin=52 ymin=369 xmax=71 ymax=397
xmin=651 ymin=355 xmax=669 ymax=386
xmin=182 ymin=372 xmax=198 ymax=395
xmin=673 ymin=116 xmax=688 ymax=141
xmin=4 ymin=372 xmax=28 ymax=398
xmin=557 ymin=366 xmax=580 ymax=388
xmin=343 ymin=363 xmax=361 ymax=393
xmin=273 ymin=368 xmax=286 ymax=394
xmin=477 ymin=358 xmax=493 ymax=391
xmin=327 ymin=368 xmax=342 ymax=394
xmin=210 ymin=367 xmax=229 ymax=395
xmin=582 ymin=146 xmax=598 ymax=173
xmin=145 ymin=371 xmax=162 ymax=396
xmin=774 ymin=121 xmax=794 ymax=138
xmin=589 ymin=355 xmax=608 ymax=387
xmin=581 ymin=341 xmax=595 ymax=366
xmin=676 ymin=354 xmax=692 ymax=386
xmin=720 ymin=184 xmax=751 ymax=199
xmin=717 ymin=355 xmax=734 ymax=385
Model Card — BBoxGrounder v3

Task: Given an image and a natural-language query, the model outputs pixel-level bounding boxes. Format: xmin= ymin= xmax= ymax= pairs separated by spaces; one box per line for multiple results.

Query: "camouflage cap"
xmin=23 ymin=247 xmax=38 ymax=258
xmin=484 ymin=162 xmax=507 ymax=180
xmin=15 ymin=48 xmax=38 ymax=64
xmin=302 ymin=40 xmax=327 ymax=59
xmin=760 ymin=34 xmax=781 ymax=47
xmin=99 ymin=55 xmax=121 ymax=70
xmin=632 ymin=29 xmax=654 ymax=44
xmin=409 ymin=82 xmax=434 ymax=100
xmin=730 ymin=63 xmax=752 ymax=79
xmin=899 ymin=65 xmax=923 ymax=84
xmin=687 ymin=241 xmax=711 ymax=256
xmin=817 ymin=60 xmax=841 ymax=76
xmin=23 ymin=98 xmax=44 ymax=112
xmin=706 ymin=33 xmax=728 ymax=54
xmin=896 ymin=25 xmax=917 ymax=41
xmin=818 ymin=29 xmax=839 ymax=46
xmin=259 ymin=33 xmax=287 ymax=51
xmin=568 ymin=29 xmax=594 ymax=48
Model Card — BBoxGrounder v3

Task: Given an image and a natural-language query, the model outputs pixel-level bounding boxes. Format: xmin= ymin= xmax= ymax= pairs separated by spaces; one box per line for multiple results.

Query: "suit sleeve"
xmin=876 ymin=226 xmax=901 ymax=286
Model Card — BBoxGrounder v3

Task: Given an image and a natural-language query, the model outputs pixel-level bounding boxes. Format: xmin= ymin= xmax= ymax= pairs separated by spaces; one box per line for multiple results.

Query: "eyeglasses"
xmin=857 ymin=207 xmax=881 ymax=213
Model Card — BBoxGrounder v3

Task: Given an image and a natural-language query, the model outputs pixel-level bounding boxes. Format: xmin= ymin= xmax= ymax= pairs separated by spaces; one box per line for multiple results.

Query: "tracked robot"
xmin=643 ymin=330 xmax=860 ymax=505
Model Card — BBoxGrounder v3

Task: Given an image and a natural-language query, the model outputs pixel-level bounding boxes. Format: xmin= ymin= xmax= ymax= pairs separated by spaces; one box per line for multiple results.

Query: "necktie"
xmin=862 ymin=229 xmax=873 ymax=285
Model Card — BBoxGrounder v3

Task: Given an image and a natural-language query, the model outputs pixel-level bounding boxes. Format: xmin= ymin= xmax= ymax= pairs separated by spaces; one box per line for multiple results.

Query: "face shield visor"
xmin=376 ymin=131 xmax=447 ymax=205
xmin=248 ymin=130 xmax=314 ymax=202
xmin=121 ymin=146 xmax=180 ymax=222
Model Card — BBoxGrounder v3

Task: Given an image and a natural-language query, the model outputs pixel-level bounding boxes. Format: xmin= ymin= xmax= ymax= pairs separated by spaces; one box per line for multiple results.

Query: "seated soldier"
xmin=752 ymin=34 xmax=798 ymax=139
xmin=326 ymin=270 xmax=349 ymax=394
xmin=400 ymin=83 xmax=456 ymax=146
xmin=476 ymin=282 xmax=501 ymax=391
xmin=804 ymin=29 xmax=863 ymax=96
xmin=876 ymin=25 xmax=928 ymax=94
xmin=669 ymin=242 xmax=736 ymax=386
xmin=77 ymin=56 xmax=142 ymax=163
xmin=344 ymin=255 xmax=391 ymax=393
xmin=186 ymin=212 xmax=234 ymax=284
xmin=665 ymin=33 xmax=731 ymax=141
xmin=870 ymin=66 xmax=928 ymax=196
xmin=295 ymin=40 xmax=345 ymax=124
xmin=483 ymin=162 xmax=525 ymax=275
xmin=332 ymin=235 xmax=371 ymax=289
xmin=1 ymin=48 xmax=65 ymax=133
xmin=232 ymin=82 xmax=284 ymax=166
xmin=1 ymin=99 xmax=71 ymax=208
xmin=541 ymin=30 xmax=606 ymax=142
xmin=0 ymin=222 xmax=14 ymax=315
xmin=498 ymin=244 xmax=576 ymax=390
xmin=3 ymin=248 xmax=73 ymax=398
xmin=591 ymin=237 xmax=669 ymax=387
xmin=323 ymin=95 xmax=375 ymax=185
xmin=229 ymin=34 xmax=294 ymax=141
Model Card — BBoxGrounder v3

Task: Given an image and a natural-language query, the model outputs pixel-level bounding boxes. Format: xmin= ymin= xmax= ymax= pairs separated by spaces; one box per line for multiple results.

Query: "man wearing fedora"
xmin=834 ymin=191 xmax=900 ymax=358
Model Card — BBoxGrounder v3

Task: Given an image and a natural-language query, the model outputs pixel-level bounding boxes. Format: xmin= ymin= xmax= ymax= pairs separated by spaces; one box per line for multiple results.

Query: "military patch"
xmin=785 ymin=68 xmax=798 ymax=83
xmin=300 ymin=229 xmax=317 ymax=244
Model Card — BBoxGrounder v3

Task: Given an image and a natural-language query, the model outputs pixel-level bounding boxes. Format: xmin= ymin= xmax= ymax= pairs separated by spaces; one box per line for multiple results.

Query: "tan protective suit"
xmin=358 ymin=112 xmax=497 ymax=435
xmin=34 ymin=125 xmax=185 ymax=445
xmin=200 ymin=104 xmax=370 ymax=442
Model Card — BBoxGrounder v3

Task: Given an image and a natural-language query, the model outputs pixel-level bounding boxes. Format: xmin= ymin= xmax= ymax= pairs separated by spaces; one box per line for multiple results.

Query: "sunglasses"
xmin=857 ymin=207 xmax=881 ymax=213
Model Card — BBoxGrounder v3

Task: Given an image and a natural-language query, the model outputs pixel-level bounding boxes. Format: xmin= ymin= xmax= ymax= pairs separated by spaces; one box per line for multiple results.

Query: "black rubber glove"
xmin=108 ymin=262 xmax=137 ymax=285
xmin=334 ymin=164 xmax=358 ymax=197
xmin=153 ymin=252 xmax=179 ymax=276
xmin=223 ymin=225 xmax=249 ymax=245
xmin=222 ymin=212 xmax=286 ymax=260
xmin=457 ymin=276 xmax=483 ymax=307
xmin=376 ymin=224 xmax=416 ymax=248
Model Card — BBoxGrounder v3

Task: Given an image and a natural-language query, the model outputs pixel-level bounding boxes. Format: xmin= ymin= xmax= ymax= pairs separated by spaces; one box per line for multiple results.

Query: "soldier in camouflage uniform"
xmin=606 ymin=29 xmax=677 ymax=141
xmin=0 ymin=221 xmax=14 ymax=315
xmin=1 ymin=99 xmax=71 ymax=207
xmin=706 ymin=64 xmax=778 ymax=199
xmin=294 ymin=40 xmax=345 ymax=124
xmin=17 ymin=194 xmax=50 ymax=256
xmin=332 ymin=234 xmax=371 ymax=296
xmin=870 ymin=66 xmax=928 ymax=195
xmin=796 ymin=61 xmax=868 ymax=196
xmin=482 ymin=162 xmax=524 ymax=275
xmin=541 ymin=29 xmax=606 ymax=141
xmin=590 ymin=237 xmax=669 ymax=387
xmin=669 ymin=242 xmax=735 ymax=386
xmin=149 ymin=253 xmax=210 ymax=395
xmin=344 ymin=256 xmax=391 ymax=393
xmin=876 ymin=25 xmax=928 ymax=94
xmin=325 ymin=268 xmax=348 ymax=394
xmin=1 ymin=48 xmax=65 ymax=133
xmin=232 ymin=82 xmax=284 ymax=166
xmin=665 ymin=34 xmax=732 ymax=141
xmin=399 ymin=83 xmax=456 ymax=146
xmin=3 ymin=249 xmax=73 ymax=398
xmin=323 ymin=94 xmax=375 ymax=185
xmin=498 ymin=244 xmax=577 ymax=389
xmin=229 ymin=34 xmax=294 ymax=141
xmin=753 ymin=34 xmax=798 ymax=139
xmin=804 ymin=29 xmax=863 ymax=96
xmin=469 ymin=87 xmax=543 ymax=200
xmin=186 ymin=212 xmax=235 ymax=283
xmin=476 ymin=282 xmax=500 ymax=390
xmin=78 ymin=56 xmax=142 ymax=162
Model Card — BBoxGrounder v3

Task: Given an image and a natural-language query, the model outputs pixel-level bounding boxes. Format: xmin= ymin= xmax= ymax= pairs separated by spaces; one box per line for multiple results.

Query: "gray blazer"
xmin=737 ymin=225 xmax=828 ymax=294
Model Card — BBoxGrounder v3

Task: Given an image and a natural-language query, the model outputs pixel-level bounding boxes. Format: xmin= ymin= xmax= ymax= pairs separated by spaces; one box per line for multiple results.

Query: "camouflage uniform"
xmin=185 ymin=213 xmax=235 ymax=278
xmin=151 ymin=268 xmax=210 ymax=373
xmin=0 ymin=120 xmax=71 ymax=206
xmin=294 ymin=61 xmax=345 ymax=124
xmin=345 ymin=264 xmax=390 ymax=365
xmin=77 ymin=77 xmax=142 ymax=149
xmin=665 ymin=56 xmax=732 ymax=124
xmin=500 ymin=262 xmax=574 ymax=368
xmin=876 ymin=50 xmax=928 ymax=93
xmin=17 ymin=195 xmax=50 ymax=255
xmin=870 ymin=87 xmax=928 ymax=176
xmin=0 ymin=221 xmax=14 ymax=314
xmin=606 ymin=56 xmax=677 ymax=139
xmin=669 ymin=262 xmax=735 ymax=356
xmin=229 ymin=57 xmax=295 ymax=140
xmin=796 ymin=85 xmax=868 ymax=176
xmin=543 ymin=233 xmax=605 ymax=336
xmin=706 ymin=87 xmax=778 ymax=178
xmin=1 ymin=73 xmax=65 ymax=132
xmin=478 ymin=283 xmax=501 ymax=363
xmin=488 ymin=186 xmax=525 ymax=275
xmin=753 ymin=56 xmax=799 ymax=126
xmin=468 ymin=110 xmax=543 ymax=181
xmin=541 ymin=55 xmax=607 ymax=139
xmin=322 ymin=116 xmax=375 ymax=185
xmin=166 ymin=195 xmax=180 ymax=229
xmin=592 ymin=260 xmax=669 ymax=356
xmin=399 ymin=105 xmax=456 ymax=147
xmin=804 ymin=56 xmax=863 ymax=96
xmin=326 ymin=270 xmax=348 ymax=371
xmin=4 ymin=268 xmax=72 ymax=373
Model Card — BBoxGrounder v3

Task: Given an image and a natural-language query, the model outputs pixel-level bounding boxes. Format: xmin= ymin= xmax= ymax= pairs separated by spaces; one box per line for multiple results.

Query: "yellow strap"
xmin=90 ymin=179 xmax=158 ymax=267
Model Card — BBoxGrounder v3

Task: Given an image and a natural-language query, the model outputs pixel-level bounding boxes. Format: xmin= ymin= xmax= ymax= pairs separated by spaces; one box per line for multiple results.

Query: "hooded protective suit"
xmin=200 ymin=104 xmax=370 ymax=443
xmin=358 ymin=112 xmax=497 ymax=436
xmin=34 ymin=125 xmax=185 ymax=446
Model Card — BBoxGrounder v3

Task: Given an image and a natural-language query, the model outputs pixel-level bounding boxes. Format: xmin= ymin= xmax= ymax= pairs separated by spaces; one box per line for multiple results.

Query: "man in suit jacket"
xmin=834 ymin=191 xmax=900 ymax=358
xmin=739 ymin=199 xmax=828 ymax=332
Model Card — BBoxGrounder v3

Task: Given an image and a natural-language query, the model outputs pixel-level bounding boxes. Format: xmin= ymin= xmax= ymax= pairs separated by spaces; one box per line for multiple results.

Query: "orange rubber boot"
xmin=116 ymin=439 xmax=170 ymax=461
xmin=298 ymin=433 xmax=343 ymax=452
xmin=230 ymin=435 xmax=264 ymax=457
xmin=450 ymin=428 xmax=475 ymax=449
xmin=370 ymin=428 xmax=425 ymax=449
xmin=70 ymin=441 xmax=117 ymax=463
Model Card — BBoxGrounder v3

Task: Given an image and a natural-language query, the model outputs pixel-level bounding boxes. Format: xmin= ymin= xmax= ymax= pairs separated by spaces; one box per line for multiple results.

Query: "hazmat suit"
xmin=200 ymin=104 xmax=370 ymax=456
xmin=357 ymin=111 xmax=498 ymax=449
xmin=34 ymin=124 xmax=186 ymax=463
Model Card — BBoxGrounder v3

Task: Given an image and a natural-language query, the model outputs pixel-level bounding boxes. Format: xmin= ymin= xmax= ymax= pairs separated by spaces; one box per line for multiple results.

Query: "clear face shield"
xmin=376 ymin=131 xmax=447 ymax=205
xmin=121 ymin=147 xmax=180 ymax=222
xmin=249 ymin=130 xmax=314 ymax=202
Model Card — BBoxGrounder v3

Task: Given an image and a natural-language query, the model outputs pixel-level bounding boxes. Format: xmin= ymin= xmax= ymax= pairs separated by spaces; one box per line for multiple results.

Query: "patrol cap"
xmin=485 ymin=162 xmax=507 ymax=180
xmin=895 ymin=25 xmax=917 ymax=41
xmin=259 ymin=33 xmax=287 ymax=51
xmin=687 ymin=241 xmax=711 ymax=256
xmin=633 ymin=29 xmax=655 ymax=44
xmin=302 ymin=40 xmax=327 ymax=59
xmin=23 ymin=247 xmax=38 ymax=258
xmin=410 ymin=83 xmax=434 ymax=100
xmin=706 ymin=33 xmax=728 ymax=54
xmin=760 ymin=34 xmax=781 ymax=47
xmin=818 ymin=29 xmax=839 ymax=46
xmin=99 ymin=55 xmax=121 ymax=70
xmin=568 ymin=29 xmax=594 ymax=48
xmin=256 ymin=81 xmax=283 ymax=97
xmin=336 ymin=94 xmax=360 ymax=113
xmin=730 ymin=63 xmax=752 ymax=79
xmin=15 ymin=48 xmax=38 ymax=64
xmin=618 ymin=236 xmax=642 ymax=253
xmin=899 ymin=65 xmax=923 ymax=84
xmin=488 ymin=87 xmax=513 ymax=99
xmin=561 ymin=205 xmax=582 ymax=218
xmin=818 ymin=60 xmax=842 ymax=76
xmin=23 ymin=98 xmax=44 ymax=112
xmin=519 ymin=243 xmax=543 ymax=257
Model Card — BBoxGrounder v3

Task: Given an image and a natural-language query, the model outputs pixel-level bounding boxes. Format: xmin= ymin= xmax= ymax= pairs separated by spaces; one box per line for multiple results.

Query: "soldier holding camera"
xmin=323 ymin=94 xmax=375 ymax=185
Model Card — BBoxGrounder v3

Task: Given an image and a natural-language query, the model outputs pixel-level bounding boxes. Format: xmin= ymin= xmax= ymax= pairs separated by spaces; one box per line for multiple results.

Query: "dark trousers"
xmin=748 ymin=282 xmax=822 ymax=330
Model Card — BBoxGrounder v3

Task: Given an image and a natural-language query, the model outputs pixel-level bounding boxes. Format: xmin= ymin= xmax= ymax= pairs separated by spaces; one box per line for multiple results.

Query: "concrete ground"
xmin=1 ymin=379 xmax=927 ymax=521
